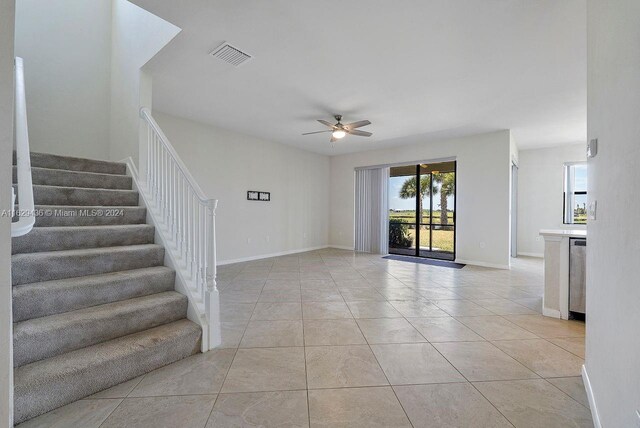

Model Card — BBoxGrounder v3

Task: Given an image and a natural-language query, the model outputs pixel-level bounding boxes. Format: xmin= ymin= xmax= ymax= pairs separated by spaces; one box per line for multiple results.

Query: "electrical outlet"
xmin=479 ymin=241 xmax=486 ymax=249
xmin=303 ymin=232 xmax=307 ymax=239
xmin=265 ymin=235 xmax=270 ymax=243
xmin=535 ymin=236 xmax=541 ymax=242
xmin=246 ymin=237 xmax=251 ymax=244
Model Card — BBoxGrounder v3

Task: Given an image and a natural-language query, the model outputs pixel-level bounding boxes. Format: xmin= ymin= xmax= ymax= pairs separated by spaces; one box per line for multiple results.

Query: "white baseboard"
xmin=328 ymin=245 xmax=355 ymax=251
xmin=517 ymin=252 xmax=544 ymax=258
xmin=218 ymin=245 xmax=330 ymax=265
xmin=582 ymin=365 xmax=602 ymax=428
xmin=542 ymin=307 xmax=561 ymax=318
xmin=454 ymin=259 xmax=510 ymax=270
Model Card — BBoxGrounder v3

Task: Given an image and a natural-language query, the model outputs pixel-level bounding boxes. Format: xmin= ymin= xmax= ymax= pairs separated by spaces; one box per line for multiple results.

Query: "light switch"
xmin=587 ymin=139 xmax=598 ymax=158
xmin=588 ymin=201 xmax=597 ymax=220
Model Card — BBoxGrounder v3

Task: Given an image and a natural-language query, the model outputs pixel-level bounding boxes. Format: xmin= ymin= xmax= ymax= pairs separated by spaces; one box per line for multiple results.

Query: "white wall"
xmin=13 ymin=0 xmax=180 ymax=162
xmin=0 ymin=1 xmax=15 ymax=424
xmin=109 ymin=0 xmax=180 ymax=163
xmin=586 ymin=1 xmax=640 ymax=426
xmin=154 ymin=112 xmax=331 ymax=264
xmin=330 ymin=130 xmax=512 ymax=268
xmin=14 ymin=0 xmax=112 ymax=159
xmin=517 ymin=144 xmax=585 ymax=256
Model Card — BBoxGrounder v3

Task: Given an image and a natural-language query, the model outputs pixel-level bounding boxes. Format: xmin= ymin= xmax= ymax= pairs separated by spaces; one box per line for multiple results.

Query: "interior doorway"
xmin=388 ymin=161 xmax=456 ymax=261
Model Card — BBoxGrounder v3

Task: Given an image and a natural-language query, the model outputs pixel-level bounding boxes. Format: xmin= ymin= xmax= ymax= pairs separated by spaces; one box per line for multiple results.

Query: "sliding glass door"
xmin=388 ymin=161 xmax=456 ymax=260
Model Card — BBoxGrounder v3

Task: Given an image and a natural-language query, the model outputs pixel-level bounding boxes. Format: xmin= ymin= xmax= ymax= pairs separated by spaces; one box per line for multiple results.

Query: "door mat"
xmin=383 ymin=254 xmax=466 ymax=269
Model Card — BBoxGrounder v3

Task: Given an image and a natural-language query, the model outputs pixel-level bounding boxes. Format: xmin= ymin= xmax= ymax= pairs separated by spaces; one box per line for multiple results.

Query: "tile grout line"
xmin=300 ymin=292 xmax=312 ymax=428
xmin=203 ymin=346 xmax=240 ymax=425
xmin=214 ymin=251 xmax=584 ymax=426
xmin=95 ymin=370 xmax=147 ymax=427
xmin=541 ymin=377 xmax=593 ymax=410
xmin=95 ymin=398 xmax=125 ymax=428
xmin=212 ymin=260 xmax=271 ymax=410
xmin=389 ymin=268 xmax=524 ymax=428
xmin=346 ymin=300 xmax=416 ymax=428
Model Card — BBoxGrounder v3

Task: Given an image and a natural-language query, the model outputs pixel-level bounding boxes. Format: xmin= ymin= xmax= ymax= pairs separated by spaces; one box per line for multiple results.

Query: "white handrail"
xmin=138 ymin=107 xmax=220 ymax=350
xmin=140 ymin=108 xmax=210 ymax=203
xmin=12 ymin=57 xmax=35 ymax=237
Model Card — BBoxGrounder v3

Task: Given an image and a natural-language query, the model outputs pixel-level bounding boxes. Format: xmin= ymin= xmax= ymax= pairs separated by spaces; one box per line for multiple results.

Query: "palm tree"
xmin=399 ymin=172 xmax=455 ymax=225
xmin=399 ymin=175 xmax=437 ymax=225
xmin=437 ymin=173 xmax=455 ymax=225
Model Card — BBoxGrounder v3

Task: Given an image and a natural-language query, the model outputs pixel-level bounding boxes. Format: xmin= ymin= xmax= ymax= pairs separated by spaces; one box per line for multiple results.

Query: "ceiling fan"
xmin=302 ymin=115 xmax=372 ymax=143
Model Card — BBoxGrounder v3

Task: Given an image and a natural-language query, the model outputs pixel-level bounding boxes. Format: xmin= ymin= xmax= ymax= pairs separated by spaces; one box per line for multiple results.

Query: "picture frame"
xmin=259 ymin=191 xmax=270 ymax=201
xmin=247 ymin=191 xmax=270 ymax=201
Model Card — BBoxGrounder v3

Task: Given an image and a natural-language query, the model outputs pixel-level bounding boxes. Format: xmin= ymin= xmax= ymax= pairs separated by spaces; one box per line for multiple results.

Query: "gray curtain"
xmin=354 ymin=167 xmax=389 ymax=254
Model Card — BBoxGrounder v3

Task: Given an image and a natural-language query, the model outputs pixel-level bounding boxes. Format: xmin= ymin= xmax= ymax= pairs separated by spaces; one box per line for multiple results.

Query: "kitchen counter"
xmin=540 ymin=229 xmax=586 ymax=319
xmin=540 ymin=229 xmax=587 ymax=238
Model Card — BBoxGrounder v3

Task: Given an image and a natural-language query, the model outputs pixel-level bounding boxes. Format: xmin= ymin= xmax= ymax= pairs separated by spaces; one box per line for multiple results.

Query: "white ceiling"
xmin=132 ymin=0 xmax=586 ymax=156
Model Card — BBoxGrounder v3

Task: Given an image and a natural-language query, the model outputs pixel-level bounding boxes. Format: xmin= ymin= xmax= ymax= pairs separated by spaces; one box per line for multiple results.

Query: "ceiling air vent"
xmin=209 ymin=42 xmax=252 ymax=66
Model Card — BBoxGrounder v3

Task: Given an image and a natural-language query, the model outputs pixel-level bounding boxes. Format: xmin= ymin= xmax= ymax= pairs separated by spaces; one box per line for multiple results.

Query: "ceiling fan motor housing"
xmin=301 ymin=115 xmax=372 ymax=141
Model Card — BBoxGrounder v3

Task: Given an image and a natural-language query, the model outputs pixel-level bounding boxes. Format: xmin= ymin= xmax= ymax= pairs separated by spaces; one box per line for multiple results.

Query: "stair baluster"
xmin=136 ymin=107 xmax=220 ymax=351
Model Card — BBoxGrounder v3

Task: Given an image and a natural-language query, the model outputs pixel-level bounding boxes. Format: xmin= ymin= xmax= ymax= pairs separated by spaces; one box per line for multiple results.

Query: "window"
xmin=563 ymin=162 xmax=587 ymax=224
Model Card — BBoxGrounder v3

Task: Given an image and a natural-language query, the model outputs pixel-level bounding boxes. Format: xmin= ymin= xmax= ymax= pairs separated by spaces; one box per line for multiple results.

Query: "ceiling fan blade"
xmin=347 ymin=129 xmax=372 ymax=137
xmin=317 ymin=119 xmax=336 ymax=128
xmin=343 ymin=120 xmax=371 ymax=129
xmin=302 ymin=130 xmax=332 ymax=135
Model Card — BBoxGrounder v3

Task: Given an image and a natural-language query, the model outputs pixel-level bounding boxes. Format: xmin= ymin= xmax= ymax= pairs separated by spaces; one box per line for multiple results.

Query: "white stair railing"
xmin=137 ymin=107 xmax=220 ymax=350
xmin=12 ymin=57 xmax=35 ymax=238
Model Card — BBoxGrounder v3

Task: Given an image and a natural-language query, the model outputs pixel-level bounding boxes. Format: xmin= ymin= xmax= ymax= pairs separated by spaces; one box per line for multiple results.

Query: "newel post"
xmin=205 ymin=199 xmax=221 ymax=349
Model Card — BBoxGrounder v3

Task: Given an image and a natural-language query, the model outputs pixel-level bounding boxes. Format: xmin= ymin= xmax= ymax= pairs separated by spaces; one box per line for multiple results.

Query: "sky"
xmin=573 ymin=163 xmax=587 ymax=191
xmin=389 ymin=164 xmax=587 ymax=212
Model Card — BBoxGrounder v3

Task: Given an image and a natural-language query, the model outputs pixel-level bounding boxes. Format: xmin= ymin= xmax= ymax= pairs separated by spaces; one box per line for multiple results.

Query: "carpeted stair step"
xmin=12 ymin=224 xmax=155 ymax=254
xmin=13 ymin=319 xmax=201 ymax=424
xmin=23 ymin=185 xmax=138 ymax=206
xmin=13 ymin=166 xmax=132 ymax=190
xmin=31 ymin=205 xmax=147 ymax=227
xmin=11 ymin=244 xmax=165 ymax=286
xmin=14 ymin=291 xmax=188 ymax=367
xmin=13 ymin=267 xmax=176 ymax=322
xmin=14 ymin=151 xmax=127 ymax=175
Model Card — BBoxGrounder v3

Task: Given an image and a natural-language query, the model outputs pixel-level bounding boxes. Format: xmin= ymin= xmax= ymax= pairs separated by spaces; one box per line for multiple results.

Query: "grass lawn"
xmin=405 ymin=228 xmax=454 ymax=252
xmin=388 ymin=210 xmax=455 ymax=252
xmin=389 ymin=210 xmax=454 ymax=225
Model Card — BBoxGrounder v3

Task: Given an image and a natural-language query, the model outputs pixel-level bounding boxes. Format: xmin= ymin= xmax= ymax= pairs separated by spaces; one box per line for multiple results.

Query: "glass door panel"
xmin=418 ymin=224 xmax=431 ymax=252
xmin=388 ymin=165 xmax=418 ymax=255
xmin=421 ymin=225 xmax=455 ymax=259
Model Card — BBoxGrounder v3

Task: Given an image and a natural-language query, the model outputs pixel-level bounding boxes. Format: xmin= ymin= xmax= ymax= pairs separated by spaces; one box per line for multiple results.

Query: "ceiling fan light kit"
xmin=302 ymin=114 xmax=372 ymax=144
xmin=332 ymin=129 xmax=346 ymax=139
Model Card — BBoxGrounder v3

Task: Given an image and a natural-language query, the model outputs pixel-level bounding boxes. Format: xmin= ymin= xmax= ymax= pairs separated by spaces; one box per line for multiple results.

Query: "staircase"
xmin=11 ymin=152 xmax=202 ymax=424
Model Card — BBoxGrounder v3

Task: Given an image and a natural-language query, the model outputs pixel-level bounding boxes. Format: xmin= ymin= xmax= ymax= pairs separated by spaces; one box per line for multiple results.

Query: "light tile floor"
xmin=18 ymin=249 xmax=592 ymax=428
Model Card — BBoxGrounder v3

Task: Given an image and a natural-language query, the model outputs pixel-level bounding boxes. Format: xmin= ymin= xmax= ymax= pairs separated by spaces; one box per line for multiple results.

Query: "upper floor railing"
xmin=138 ymin=107 xmax=220 ymax=349
xmin=12 ymin=57 xmax=35 ymax=238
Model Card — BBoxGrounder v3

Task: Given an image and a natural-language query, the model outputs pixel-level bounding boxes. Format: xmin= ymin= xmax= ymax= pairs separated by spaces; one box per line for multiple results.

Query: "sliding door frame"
xmin=388 ymin=161 xmax=457 ymax=261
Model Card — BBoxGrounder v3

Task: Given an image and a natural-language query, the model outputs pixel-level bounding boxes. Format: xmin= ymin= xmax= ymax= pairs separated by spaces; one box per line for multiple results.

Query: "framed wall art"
xmin=247 ymin=191 xmax=270 ymax=201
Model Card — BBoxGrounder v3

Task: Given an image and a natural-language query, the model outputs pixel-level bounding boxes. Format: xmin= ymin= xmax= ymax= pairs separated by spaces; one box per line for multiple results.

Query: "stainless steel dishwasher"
xmin=569 ymin=238 xmax=586 ymax=314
